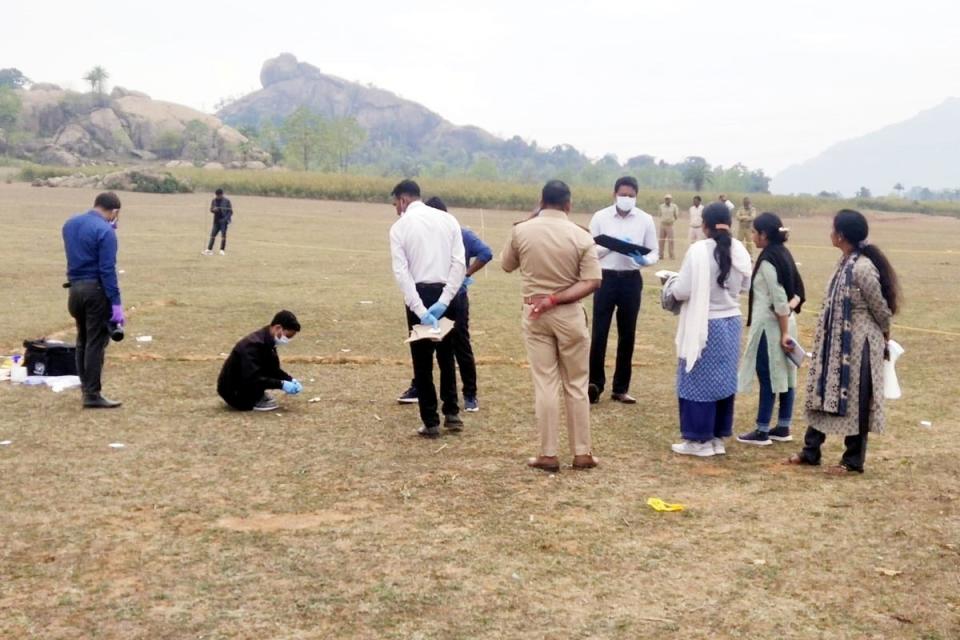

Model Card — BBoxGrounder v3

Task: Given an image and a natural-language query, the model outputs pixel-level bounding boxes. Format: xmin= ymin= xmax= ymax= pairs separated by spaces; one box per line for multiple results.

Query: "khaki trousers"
xmin=737 ymin=223 xmax=754 ymax=253
xmin=658 ymin=224 xmax=675 ymax=258
xmin=521 ymin=302 xmax=592 ymax=457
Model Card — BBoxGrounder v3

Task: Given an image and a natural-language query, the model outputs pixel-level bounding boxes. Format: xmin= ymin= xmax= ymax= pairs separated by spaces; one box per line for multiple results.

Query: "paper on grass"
xmin=405 ymin=318 xmax=455 ymax=343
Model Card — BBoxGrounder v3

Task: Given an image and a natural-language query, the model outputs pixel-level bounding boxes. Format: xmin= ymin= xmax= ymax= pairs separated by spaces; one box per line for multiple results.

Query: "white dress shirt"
xmin=689 ymin=204 xmax=704 ymax=228
xmin=389 ymin=200 xmax=466 ymax=317
xmin=588 ymin=204 xmax=659 ymax=271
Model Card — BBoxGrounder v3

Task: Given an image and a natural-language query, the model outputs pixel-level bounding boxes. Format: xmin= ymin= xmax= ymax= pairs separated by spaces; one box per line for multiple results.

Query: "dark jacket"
xmin=217 ymin=327 xmax=291 ymax=410
xmin=210 ymin=197 xmax=233 ymax=224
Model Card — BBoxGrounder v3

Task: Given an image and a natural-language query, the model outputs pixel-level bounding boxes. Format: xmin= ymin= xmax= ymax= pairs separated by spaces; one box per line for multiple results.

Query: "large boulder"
xmin=244 ymin=160 xmax=267 ymax=170
xmin=87 ymin=108 xmax=133 ymax=150
xmin=37 ymin=145 xmax=80 ymax=166
xmin=110 ymin=86 xmax=150 ymax=99
xmin=203 ymin=162 xmax=224 ymax=170
xmin=260 ymin=52 xmax=303 ymax=87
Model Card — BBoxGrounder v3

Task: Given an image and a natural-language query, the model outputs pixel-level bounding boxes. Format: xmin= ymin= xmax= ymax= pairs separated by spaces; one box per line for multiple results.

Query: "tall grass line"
xmin=16 ymin=164 xmax=960 ymax=218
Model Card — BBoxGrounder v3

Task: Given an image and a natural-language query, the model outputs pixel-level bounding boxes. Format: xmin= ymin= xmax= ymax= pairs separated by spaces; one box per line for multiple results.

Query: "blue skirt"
xmin=677 ymin=317 xmax=742 ymax=402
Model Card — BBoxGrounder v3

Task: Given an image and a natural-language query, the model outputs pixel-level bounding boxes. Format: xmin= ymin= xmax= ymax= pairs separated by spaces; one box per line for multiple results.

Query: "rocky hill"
xmin=218 ymin=53 xmax=510 ymax=159
xmin=8 ymin=85 xmax=269 ymax=167
xmin=772 ymin=98 xmax=960 ymax=195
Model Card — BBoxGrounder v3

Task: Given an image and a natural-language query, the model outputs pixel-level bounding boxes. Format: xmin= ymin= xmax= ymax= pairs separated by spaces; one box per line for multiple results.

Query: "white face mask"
xmin=275 ymin=333 xmax=290 ymax=346
xmin=616 ymin=196 xmax=636 ymax=212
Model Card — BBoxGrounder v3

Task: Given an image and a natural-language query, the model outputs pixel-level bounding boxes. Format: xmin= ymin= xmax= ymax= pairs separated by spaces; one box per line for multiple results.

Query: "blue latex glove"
xmin=291 ymin=379 xmax=303 ymax=394
xmin=419 ymin=311 xmax=439 ymax=328
xmin=110 ymin=304 xmax=125 ymax=326
xmin=463 ymin=276 xmax=475 ymax=288
xmin=630 ymin=252 xmax=652 ymax=266
xmin=282 ymin=380 xmax=301 ymax=395
xmin=427 ymin=302 xmax=448 ymax=319
xmin=621 ymin=236 xmax=632 ymax=243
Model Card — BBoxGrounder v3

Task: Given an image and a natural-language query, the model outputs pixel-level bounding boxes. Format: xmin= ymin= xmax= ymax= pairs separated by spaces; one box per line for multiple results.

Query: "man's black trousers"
xmin=405 ymin=283 xmax=461 ymax=427
xmin=589 ymin=269 xmax=643 ymax=396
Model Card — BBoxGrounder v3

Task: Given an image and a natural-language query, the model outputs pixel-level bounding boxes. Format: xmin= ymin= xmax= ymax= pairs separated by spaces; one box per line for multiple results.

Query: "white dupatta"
xmin=675 ymin=239 xmax=752 ymax=372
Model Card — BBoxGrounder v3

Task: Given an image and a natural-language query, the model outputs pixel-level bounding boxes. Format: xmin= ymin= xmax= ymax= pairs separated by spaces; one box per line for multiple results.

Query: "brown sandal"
xmin=785 ymin=453 xmax=818 ymax=466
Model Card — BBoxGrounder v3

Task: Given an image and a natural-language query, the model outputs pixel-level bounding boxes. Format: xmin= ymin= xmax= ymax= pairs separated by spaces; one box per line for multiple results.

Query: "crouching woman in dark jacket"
xmin=217 ymin=310 xmax=303 ymax=411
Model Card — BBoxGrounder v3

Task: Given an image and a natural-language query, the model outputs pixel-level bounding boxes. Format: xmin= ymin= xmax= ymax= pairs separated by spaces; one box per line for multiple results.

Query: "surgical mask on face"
xmin=616 ymin=196 xmax=636 ymax=212
xmin=275 ymin=333 xmax=290 ymax=346
xmin=110 ymin=220 xmax=118 ymax=230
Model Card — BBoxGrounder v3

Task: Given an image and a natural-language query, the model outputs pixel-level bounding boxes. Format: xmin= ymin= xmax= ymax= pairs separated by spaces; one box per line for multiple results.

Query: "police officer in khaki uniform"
xmin=736 ymin=196 xmax=758 ymax=254
xmin=501 ymin=180 xmax=602 ymax=472
xmin=657 ymin=194 xmax=679 ymax=259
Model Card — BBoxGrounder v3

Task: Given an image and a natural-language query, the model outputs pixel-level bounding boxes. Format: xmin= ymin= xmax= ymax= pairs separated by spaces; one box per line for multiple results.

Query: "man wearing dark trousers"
xmin=217 ymin=310 xmax=303 ymax=411
xmin=62 ymin=191 xmax=125 ymax=408
xmin=204 ymin=188 xmax=233 ymax=256
xmin=396 ymin=196 xmax=492 ymax=412
xmin=587 ymin=177 xmax=659 ymax=404
xmin=389 ymin=180 xmax=466 ymax=438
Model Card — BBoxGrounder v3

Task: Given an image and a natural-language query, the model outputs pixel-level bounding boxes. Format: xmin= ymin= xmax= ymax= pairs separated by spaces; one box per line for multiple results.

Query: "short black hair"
xmin=215 ymin=188 xmax=224 ymax=196
xmin=424 ymin=196 xmax=447 ymax=211
xmin=541 ymin=180 xmax=571 ymax=207
xmin=614 ymin=176 xmax=639 ymax=193
xmin=391 ymin=180 xmax=421 ymax=199
xmin=693 ymin=195 xmax=702 ymax=202
xmin=271 ymin=310 xmax=301 ymax=332
xmin=94 ymin=192 xmax=121 ymax=211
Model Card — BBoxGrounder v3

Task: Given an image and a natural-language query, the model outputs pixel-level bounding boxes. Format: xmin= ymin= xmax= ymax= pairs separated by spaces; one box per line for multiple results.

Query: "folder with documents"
xmin=405 ymin=318 xmax=455 ymax=343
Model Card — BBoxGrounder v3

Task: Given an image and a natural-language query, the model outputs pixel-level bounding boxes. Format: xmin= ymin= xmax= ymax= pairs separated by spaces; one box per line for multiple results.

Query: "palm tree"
xmin=893 ymin=182 xmax=904 ymax=198
xmin=83 ymin=66 xmax=109 ymax=97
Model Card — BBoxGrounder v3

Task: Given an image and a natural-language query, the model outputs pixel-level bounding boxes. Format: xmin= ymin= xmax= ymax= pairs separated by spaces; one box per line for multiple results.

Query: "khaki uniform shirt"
xmin=658 ymin=202 xmax=679 ymax=226
xmin=736 ymin=206 xmax=757 ymax=226
xmin=501 ymin=209 xmax=601 ymax=297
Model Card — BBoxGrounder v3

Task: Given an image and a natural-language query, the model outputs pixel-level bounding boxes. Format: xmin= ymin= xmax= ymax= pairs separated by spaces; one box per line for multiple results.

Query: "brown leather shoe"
xmin=526 ymin=456 xmax=560 ymax=472
xmin=611 ymin=393 xmax=637 ymax=404
xmin=572 ymin=454 xmax=599 ymax=469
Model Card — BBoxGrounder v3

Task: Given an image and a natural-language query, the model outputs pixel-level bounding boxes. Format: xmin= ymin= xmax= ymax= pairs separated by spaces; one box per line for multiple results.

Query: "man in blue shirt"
xmin=397 ymin=196 xmax=492 ymax=412
xmin=62 ymin=192 xmax=125 ymax=408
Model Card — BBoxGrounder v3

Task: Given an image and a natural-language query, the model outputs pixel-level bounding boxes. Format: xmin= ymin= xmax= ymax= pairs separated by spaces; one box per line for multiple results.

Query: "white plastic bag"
xmin=883 ymin=340 xmax=904 ymax=400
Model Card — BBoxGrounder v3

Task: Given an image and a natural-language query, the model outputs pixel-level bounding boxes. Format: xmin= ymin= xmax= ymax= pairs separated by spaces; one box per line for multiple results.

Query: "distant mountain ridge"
xmin=772 ymin=98 xmax=960 ymax=195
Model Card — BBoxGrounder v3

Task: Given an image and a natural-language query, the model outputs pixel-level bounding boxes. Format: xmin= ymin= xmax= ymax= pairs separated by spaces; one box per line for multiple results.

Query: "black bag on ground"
xmin=22 ymin=339 xmax=78 ymax=376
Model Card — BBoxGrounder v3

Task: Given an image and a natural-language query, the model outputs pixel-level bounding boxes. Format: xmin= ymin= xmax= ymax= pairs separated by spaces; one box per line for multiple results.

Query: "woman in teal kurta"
xmin=736 ymin=213 xmax=806 ymax=445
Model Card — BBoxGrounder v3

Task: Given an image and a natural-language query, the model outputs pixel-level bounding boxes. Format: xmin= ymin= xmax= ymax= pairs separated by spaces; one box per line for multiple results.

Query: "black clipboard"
xmin=594 ymin=234 xmax=652 ymax=256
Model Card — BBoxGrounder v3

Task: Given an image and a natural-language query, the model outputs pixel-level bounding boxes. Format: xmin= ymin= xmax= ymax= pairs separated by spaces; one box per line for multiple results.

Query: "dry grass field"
xmin=0 ymin=182 xmax=958 ymax=639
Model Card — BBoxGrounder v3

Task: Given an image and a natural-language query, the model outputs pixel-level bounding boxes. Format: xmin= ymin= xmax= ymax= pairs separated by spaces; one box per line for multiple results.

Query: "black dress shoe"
xmin=588 ymin=383 xmax=600 ymax=404
xmin=417 ymin=425 xmax=441 ymax=438
xmin=443 ymin=414 xmax=464 ymax=432
xmin=611 ymin=393 xmax=637 ymax=404
xmin=83 ymin=394 xmax=122 ymax=409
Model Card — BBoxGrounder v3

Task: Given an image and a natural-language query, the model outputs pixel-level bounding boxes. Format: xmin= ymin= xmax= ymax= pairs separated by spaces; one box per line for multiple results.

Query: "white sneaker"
xmin=712 ymin=438 xmax=727 ymax=455
xmin=253 ymin=395 xmax=279 ymax=411
xmin=219 ymin=250 xmax=225 ymax=256
xmin=202 ymin=250 xmax=213 ymax=256
xmin=671 ymin=440 xmax=715 ymax=457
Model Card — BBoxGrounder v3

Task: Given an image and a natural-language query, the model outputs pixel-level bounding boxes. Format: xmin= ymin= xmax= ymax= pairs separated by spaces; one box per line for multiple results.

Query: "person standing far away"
xmin=62 ymin=191 xmax=125 ymax=408
xmin=736 ymin=213 xmax=806 ymax=446
xmin=389 ymin=180 xmax=467 ymax=438
xmin=668 ymin=202 xmax=752 ymax=457
xmin=587 ymin=176 xmax=659 ymax=405
xmin=501 ymin=180 xmax=602 ymax=472
xmin=718 ymin=193 xmax=735 ymax=214
xmin=203 ymin=188 xmax=233 ymax=256
xmin=657 ymin=194 xmax=679 ymax=259
xmin=217 ymin=310 xmax=304 ymax=411
xmin=787 ymin=209 xmax=899 ymax=475
xmin=736 ymin=196 xmax=758 ymax=254
xmin=396 ymin=196 xmax=492 ymax=412
xmin=688 ymin=195 xmax=705 ymax=246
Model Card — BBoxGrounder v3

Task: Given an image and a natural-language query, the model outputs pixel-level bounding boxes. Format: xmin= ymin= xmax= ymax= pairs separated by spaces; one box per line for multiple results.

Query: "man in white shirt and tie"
xmin=688 ymin=195 xmax=705 ymax=244
xmin=389 ymin=180 xmax=467 ymax=438
xmin=587 ymin=176 xmax=659 ymax=404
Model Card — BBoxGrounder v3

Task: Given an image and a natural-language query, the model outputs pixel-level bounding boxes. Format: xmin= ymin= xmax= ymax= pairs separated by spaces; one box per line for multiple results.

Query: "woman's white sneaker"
xmin=671 ymin=440 xmax=715 ymax=457
xmin=711 ymin=437 xmax=727 ymax=455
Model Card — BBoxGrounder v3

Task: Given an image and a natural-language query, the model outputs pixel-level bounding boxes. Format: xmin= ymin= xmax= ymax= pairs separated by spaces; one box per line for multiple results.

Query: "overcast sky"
xmin=4 ymin=0 xmax=959 ymax=175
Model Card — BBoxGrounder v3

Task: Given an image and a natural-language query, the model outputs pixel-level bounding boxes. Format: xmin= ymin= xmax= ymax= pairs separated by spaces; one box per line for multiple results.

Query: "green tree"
xmin=281 ymin=107 xmax=325 ymax=170
xmin=83 ymin=66 xmax=109 ymax=97
xmin=681 ymin=156 xmax=712 ymax=191
xmin=183 ymin=119 xmax=212 ymax=164
xmin=324 ymin=117 xmax=366 ymax=171
xmin=153 ymin=130 xmax=184 ymax=159
xmin=856 ymin=186 xmax=872 ymax=198
xmin=0 ymin=87 xmax=22 ymax=131
xmin=0 ymin=68 xmax=30 ymax=89
xmin=893 ymin=182 xmax=904 ymax=198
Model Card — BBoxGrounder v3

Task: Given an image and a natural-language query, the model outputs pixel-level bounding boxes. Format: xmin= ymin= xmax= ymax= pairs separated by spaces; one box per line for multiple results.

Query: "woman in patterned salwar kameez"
xmin=788 ymin=209 xmax=900 ymax=474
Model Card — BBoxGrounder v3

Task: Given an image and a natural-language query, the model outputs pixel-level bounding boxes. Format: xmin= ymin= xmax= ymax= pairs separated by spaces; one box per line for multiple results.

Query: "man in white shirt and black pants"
xmin=587 ymin=176 xmax=659 ymax=404
xmin=389 ymin=180 xmax=467 ymax=438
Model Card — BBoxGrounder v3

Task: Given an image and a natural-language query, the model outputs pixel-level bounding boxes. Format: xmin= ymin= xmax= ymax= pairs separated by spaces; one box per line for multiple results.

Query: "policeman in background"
xmin=501 ymin=180 xmax=602 ymax=472
xmin=736 ymin=196 xmax=758 ymax=254
xmin=62 ymin=191 xmax=125 ymax=408
xmin=657 ymin=194 xmax=679 ymax=259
